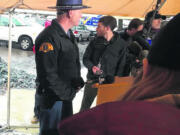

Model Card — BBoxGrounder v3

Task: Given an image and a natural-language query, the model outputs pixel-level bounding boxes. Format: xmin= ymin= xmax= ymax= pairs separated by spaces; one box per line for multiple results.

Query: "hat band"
xmin=55 ymin=5 xmax=86 ymax=9
xmin=57 ymin=0 xmax=82 ymax=5
xmin=60 ymin=4 xmax=82 ymax=6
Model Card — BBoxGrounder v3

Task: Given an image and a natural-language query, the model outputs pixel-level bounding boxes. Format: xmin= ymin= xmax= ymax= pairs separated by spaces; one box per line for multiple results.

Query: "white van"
xmin=0 ymin=15 xmax=44 ymax=50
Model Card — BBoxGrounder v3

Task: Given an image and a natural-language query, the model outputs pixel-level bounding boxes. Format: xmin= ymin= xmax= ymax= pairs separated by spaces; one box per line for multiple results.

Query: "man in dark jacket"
xmin=120 ymin=18 xmax=150 ymax=76
xmin=120 ymin=18 xmax=150 ymax=50
xmin=35 ymin=0 xmax=90 ymax=134
xmin=80 ymin=16 xmax=127 ymax=111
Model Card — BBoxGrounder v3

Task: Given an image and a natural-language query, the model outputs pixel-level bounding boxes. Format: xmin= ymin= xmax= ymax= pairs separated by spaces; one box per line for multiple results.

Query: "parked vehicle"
xmin=72 ymin=25 xmax=91 ymax=42
xmin=0 ymin=15 xmax=44 ymax=50
xmin=89 ymin=31 xmax=97 ymax=41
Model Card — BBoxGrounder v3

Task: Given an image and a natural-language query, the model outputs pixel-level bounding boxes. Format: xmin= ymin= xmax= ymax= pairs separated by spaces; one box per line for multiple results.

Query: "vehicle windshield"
xmin=76 ymin=25 xmax=85 ymax=30
xmin=12 ymin=18 xmax=24 ymax=26
xmin=72 ymin=25 xmax=87 ymax=30
xmin=0 ymin=15 xmax=28 ymax=26
xmin=17 ymin=16 xmax=45 ymax=27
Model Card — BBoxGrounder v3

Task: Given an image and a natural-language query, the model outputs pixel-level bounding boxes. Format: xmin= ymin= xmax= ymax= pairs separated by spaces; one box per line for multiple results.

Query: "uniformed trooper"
xmin=34 ymin=0 xmax=90 ymax=134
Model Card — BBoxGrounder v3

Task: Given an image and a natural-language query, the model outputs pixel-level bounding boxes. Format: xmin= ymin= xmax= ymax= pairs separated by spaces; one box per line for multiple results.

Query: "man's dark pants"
xmin=80 ymin=81 xmax=98 ymax=111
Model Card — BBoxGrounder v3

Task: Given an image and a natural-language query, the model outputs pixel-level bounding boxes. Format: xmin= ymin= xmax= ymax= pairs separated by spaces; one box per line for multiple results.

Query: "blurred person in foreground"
xmin=58 ymin=13 xmax=180 ymax=135
xmin=80 ymin=16 xmax=127 ymax=111
xmin=34 ymin=0 xmax=90 ymax=134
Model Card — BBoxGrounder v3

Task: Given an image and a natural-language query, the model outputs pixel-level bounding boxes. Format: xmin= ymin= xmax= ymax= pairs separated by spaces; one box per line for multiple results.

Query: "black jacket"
xmin=35 ymin=19 xmax=81 ymax=108
xmin=120 ymin=30 xmax=150 ymax=76
xmin=101 ymin=33 xmax=127 ymax=77
xmin=142 ymin=27 xmax=159 ymax=44
xmin=83 ymin=36 xmax=107 ymax=80
xmin=83 ymin=33 xmax=127 ymax=80
xmin=120 ymin=29 xmax=150 ymax=50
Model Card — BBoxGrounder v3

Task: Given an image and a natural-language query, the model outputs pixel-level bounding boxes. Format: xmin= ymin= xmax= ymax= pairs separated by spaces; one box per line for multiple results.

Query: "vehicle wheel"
xmin=79 ymin=35 xmax=82 ymax=42
xmin=19 ymin=36 xmax=33 ymax=50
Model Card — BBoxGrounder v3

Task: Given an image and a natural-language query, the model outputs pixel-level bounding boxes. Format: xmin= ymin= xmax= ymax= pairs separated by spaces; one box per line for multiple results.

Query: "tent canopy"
xmin=83 ymin=0 xmax=180 ymax=17
xmin=0 ymin=0 xmax=180 ymax=17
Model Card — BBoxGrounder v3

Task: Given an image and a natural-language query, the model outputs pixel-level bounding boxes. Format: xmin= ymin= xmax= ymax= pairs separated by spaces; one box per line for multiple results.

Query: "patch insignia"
xmin=39 ymin=42 xmax=54 ymax=53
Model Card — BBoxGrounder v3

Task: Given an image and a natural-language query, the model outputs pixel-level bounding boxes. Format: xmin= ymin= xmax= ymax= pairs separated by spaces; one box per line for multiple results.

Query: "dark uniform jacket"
xmin=35 ymin=19 xmax=81 ymax=108
xmin=83 ymin=33 xmax=127 ymax=81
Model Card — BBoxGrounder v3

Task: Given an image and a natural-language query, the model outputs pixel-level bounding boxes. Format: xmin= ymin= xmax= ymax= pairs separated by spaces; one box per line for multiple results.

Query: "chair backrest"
xmin=96 ymin=76 xmax=134 ymax=105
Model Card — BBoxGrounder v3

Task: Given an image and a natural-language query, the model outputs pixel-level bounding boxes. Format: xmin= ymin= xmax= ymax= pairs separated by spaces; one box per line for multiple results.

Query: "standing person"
xmin=35 ymin=0 xmax=90 ymax=134
xmin=80 ymin=16 xmax=127 ymax=111
xmin=120 ymin=13 xmax=180 ymax=105
xmin=143 ymin=10 xmax=166 ymax=44
xmin=120 ymin=18 xmax=150 ymax=76
xmin=120 ymin=18 xmax=150 ymax=50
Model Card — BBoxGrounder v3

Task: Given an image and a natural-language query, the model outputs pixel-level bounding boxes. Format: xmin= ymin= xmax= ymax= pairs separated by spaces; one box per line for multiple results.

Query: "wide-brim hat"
xmin=48 ymin=0 xmax=90 ymax=10
xmin=147 ymin=13 xmax=180 ymax=70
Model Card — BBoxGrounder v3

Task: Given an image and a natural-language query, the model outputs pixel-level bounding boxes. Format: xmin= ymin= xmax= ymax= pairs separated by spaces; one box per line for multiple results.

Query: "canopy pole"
xmin=7 ymin=11 xmax=13 ymax=128
xmin=5 ymin=0 xmax=31 ymax=128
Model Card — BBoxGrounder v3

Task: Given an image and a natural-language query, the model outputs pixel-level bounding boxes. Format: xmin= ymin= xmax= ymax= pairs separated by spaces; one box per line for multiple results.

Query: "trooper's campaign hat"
xmin=49 ymin=0 xmax=90 ymax=10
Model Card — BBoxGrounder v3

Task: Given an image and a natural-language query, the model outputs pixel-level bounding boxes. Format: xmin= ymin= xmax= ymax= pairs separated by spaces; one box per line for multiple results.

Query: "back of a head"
xmin=147 ymin=13 xmax=180 ymax=71
xmin=99 ymin=16 xmax=117 ymax=31
xmin=128 ymin=18 xmax=143 ymax=30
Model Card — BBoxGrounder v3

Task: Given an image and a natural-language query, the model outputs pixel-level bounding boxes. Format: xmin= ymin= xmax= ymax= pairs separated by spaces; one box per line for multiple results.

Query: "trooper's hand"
xmin=71 ymin=77 xmax=85 ymax=91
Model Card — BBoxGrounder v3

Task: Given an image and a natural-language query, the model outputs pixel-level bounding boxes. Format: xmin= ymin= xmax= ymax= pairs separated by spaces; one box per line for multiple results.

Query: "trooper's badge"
xmin=39 ymin=42 xmax=54 ymax=53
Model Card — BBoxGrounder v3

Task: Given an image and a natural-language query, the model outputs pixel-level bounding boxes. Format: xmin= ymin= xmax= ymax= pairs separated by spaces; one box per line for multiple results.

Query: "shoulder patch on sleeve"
xmin=39 ymin=42 xmax=54 ymax=53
